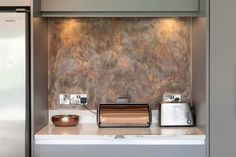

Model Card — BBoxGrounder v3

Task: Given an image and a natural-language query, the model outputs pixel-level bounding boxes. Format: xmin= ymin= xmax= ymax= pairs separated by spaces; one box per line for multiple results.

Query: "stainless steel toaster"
xmin=160 ymin=103 xmax=194 ymax=127
xmin=97 ymin=103 xmax=151 ymax=128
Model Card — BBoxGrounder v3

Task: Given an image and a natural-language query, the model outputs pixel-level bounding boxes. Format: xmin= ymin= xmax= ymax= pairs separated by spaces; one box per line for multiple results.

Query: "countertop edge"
xmin=35 ymin=133 xmax=206 ymax=145
xmin=34 ymin=123 xmax=206 ymax=145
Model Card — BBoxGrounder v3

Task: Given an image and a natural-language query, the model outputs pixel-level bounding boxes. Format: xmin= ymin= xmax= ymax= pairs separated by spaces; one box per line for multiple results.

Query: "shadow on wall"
xmin=48 ymin=17 xmax=192 ymax=109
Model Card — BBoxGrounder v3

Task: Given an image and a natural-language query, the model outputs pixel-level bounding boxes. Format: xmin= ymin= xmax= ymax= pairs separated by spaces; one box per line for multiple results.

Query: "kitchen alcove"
xmin=32 ymin=16 xmax=208 ymax=157
xmin=31 ymin=2 xmax=208 ymax=155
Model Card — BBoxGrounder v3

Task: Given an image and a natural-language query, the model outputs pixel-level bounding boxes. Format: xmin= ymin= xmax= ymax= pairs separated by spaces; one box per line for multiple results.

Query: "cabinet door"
xmin=41 ymin=0 xmax=198 ymax=12
xmin=0 ymin=0 xmax=30 ymax=6
xmin=210 ymin=0 xmax=236 ymax=157
xmin=35 ymin=145 xmax=206 ymax=157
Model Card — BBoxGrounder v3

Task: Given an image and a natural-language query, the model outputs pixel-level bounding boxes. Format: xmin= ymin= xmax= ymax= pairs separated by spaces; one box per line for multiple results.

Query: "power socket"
xmin=59 ymin=94 xmax=70 ymax=105
xmin=69 ymin=94 xmax=88 ymax=105
xmin=70 ymin=94 xmax=81 ymax=104
xmin=163 ymin=93 xmax=182 ymax=102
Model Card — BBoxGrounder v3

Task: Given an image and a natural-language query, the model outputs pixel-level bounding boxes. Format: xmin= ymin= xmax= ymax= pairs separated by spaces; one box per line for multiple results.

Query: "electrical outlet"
xmin=69 ymin=94 xmax=88 ymax=105
xmin=70 ymin=94 xmax=81 ymax=105
xmin=59 ymin=94 xmax=70 ymax=105
xmin=163 ymin=93 xmax=182 ymax=102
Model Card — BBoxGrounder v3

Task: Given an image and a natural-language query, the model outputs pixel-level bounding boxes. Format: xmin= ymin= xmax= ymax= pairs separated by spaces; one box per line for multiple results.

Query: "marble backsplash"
xmin=48 ymin=18 xmax=192 ymax=109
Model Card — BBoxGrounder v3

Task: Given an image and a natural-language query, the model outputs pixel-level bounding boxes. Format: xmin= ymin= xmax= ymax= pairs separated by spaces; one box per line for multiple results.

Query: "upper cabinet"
xmin=41 ymin=0 xmax=200 ymax=17
xmin=0 ymin=0 xmax=30 ymax=6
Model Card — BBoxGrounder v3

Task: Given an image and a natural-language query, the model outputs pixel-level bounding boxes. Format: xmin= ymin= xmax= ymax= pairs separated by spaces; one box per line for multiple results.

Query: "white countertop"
xmin=35 ymin=123 xmax=206 ymax=145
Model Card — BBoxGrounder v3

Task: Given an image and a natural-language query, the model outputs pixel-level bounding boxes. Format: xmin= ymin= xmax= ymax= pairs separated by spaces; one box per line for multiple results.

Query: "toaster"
xmin=97 ymin=103 xmax=151 ymax=128
xmin=159 ymin=103 xmax=194 ymax=127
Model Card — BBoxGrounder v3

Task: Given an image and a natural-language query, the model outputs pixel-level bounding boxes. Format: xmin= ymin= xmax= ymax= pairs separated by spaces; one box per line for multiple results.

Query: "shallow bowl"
xmin=51 ymin=115 xmax=79 ymax=127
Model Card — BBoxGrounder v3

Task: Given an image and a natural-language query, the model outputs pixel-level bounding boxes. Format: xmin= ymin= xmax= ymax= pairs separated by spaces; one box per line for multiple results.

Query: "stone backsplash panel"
xmin=48 ymin=18 xmax=191 ymax=109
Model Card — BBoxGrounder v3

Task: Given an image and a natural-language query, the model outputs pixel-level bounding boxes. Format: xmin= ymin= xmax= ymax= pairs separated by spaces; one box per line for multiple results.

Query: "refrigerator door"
xmin=0 ymin=13 xmax=28 ymax=157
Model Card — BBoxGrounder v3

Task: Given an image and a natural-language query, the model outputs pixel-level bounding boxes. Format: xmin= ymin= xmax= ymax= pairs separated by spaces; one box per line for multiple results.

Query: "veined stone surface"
xmin=48 ymin=18 xmax=191 ymax=109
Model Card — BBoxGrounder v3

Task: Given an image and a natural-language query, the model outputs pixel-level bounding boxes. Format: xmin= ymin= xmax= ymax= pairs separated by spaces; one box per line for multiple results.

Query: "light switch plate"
xmin=59 ymin=94 xmax=70 ymax=105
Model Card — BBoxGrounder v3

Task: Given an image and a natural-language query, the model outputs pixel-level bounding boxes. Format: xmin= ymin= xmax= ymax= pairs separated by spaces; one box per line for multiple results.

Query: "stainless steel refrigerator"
xmin=0 ymin=11 xmax=30 ymax=157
